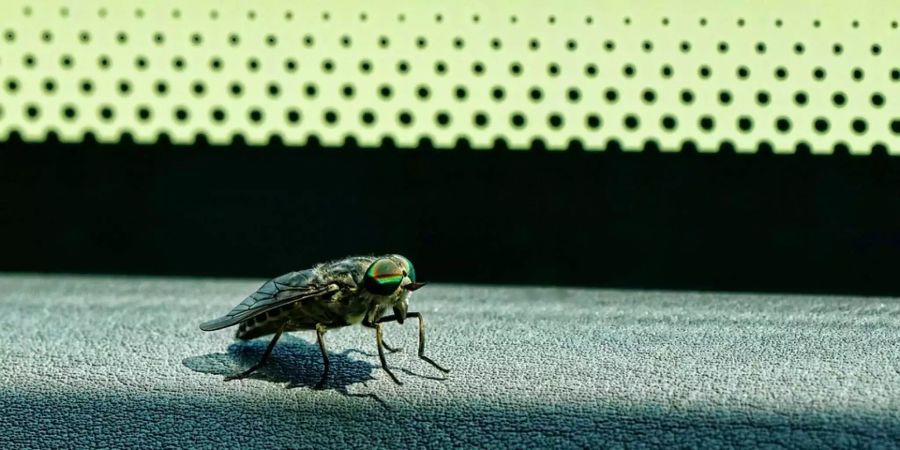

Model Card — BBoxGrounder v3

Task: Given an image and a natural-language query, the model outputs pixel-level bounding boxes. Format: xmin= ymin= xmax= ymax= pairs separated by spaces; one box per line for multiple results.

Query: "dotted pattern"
xmin=0 ymin=1 xmax=897 ymax=154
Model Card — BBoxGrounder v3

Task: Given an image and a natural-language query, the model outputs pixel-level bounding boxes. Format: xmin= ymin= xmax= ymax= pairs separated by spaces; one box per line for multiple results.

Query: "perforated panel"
xmin=0 ymin=1 xmax=897 ymax=154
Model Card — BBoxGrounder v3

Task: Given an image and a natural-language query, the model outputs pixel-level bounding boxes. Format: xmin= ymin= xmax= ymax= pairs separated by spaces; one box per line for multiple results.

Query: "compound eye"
xmin=364 ymin=258 xmax=403 ymax=295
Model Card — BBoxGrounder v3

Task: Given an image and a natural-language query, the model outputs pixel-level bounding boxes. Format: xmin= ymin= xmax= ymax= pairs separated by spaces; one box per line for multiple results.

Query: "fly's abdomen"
xmin=235 ymin=303 xmax=299 ymax=340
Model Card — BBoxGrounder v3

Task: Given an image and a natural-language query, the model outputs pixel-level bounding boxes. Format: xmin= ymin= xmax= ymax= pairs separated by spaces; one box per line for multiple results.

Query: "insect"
xmin=199 ymin=254 xmax=449 ymax=388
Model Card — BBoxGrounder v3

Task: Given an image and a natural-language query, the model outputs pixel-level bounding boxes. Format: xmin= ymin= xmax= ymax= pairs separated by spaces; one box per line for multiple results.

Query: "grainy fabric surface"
xmin=1 ymin=275 xmax=898 ymax=449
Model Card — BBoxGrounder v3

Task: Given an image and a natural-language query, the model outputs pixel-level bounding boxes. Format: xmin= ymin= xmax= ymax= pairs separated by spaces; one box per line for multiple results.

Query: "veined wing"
xmin=199 ymin=270 xmax=336 ymax=331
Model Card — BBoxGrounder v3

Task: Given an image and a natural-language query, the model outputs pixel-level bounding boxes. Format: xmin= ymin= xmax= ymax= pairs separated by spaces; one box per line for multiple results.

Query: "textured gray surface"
xmin=1 ymin=274 xmax=899 ymax=449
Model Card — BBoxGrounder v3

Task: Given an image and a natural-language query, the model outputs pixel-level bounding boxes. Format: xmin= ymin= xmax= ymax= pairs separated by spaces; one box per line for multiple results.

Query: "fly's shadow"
xmin=183 ymin=334 xmax=379 ymax=395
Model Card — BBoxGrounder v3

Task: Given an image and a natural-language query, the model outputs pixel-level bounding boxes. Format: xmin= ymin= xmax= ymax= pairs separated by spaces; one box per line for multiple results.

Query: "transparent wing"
xmin=199 ymin=270 xmax=334 ymax=331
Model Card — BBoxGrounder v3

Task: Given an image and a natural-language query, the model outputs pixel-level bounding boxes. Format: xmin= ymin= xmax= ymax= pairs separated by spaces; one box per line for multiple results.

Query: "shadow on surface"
xmin=182 ymin=335 xmax=378 ymax=394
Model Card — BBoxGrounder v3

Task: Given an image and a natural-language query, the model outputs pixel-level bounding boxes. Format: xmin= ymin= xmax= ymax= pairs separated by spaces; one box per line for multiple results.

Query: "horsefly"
xmin=200 ymin=254 xmax=449 ymax=388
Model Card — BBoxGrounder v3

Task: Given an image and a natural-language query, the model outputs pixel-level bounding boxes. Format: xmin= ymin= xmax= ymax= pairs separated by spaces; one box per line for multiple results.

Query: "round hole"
xmin=661 ymin=65 xmax=673 ymax=78
xmin=341 ymin=84 xmax=355 ymax=99
xmin=175 ymin=108 xmax=189 ymax=122
xmin=286 ymin=109 xmax=301 ymax=124
xmin=137 ymin=106 xmax=152 ymax=122
xmin=248 ymin=58 xmax=261 ymax=72
xmin=284 ymin=59 xmax=297 ymax=72
xmin=435 ymin=61 xmax=447 ymax=75
xmin=230 ymin=82 xmax=244 ymax=97
xmin=249 ymin=109 xmax=264 ymax=124
xmin=416 ymin=37 xmax=427 ymax=48
xmin=397 ymin=61 xmax=409 ymax=74
xmin=99 ymin=106 xmax=115 ymax=121
xmin=814 ymin=118 xmax=830 ymax=133
xmin=567 ymin=88 xmax=581 ymax=103
xmin=813 ymin=67 xmax=826 ymax=80
xmin=491 ymin=86 xmax=506 ymax=101
xmin=323 ymin=110 xmax=338 ymax=125
xmin=359 ymin=60 xmax=372 ymax=73
xmin=776 ymin=117 xmax=791 ymax=132
xmin=871 ymin=93 xmax=885 ymax=107
xmin=832 ymin=92 xmax=847 ymax=106
xmin=268 ymin=83 xmax=280 ymax=98
xmin=43 ymin=79 xmax=56 ymax=93
xmin=737 ymin=116 xmax=753 ymax=132
xmin=118 ymin=80 xmax=131 ymax=95
xmin=586 ymin=114 xmax=602 ymax=130
xmin=304 ymin=83 xmax=317 ymax=98
xmin=81 ymin=79 xmax=94 ymax=94
xmin=548 ymin=64 xmax=560 ymax=76
xmin=416 ymin=85 xmax=431 ymax=99
xmin=379 ymin=85 xmax=393 ymax=99
xmin=604 ymin=40 xmax=615 ymax=51
xmin=624 ymin=115 xmax=640 ymax=130
xmin=852 ymin=68 xmax=864 ymax=81
xmin=699 ymin=65 xmax=711 ymax=78
xmin=680 ymin=90 xmax=694 ymax=104
xmin=212 ymin=108 xmax=227 ymax=123
xmin=5 ymin=78 xmax=18 ymax=93
xmin=62 ymin=105 xmax=77 ymax=121
xmin=623 ymin=64 xmax=636 ymax=77
xmin=548 ymin=114 xmax=564 ymax=129
xmin=756 ymin=91 xmax=770 ymax=105
xmin=718 ymin=90 xmax=732 ymax=105
xmin=472 ymin=62 xmax=485 ymax=75
xmin=510 ymin=63 xmax=522 ymax=75
xmin=398 ymin=111 xmax=413 ymax=126
xmin=794 ymin=91 xmax=808 ymax=106
xmin=605 ymin=89 xmax=618 ymax=103
xmin=455 ymin=86 xmax=468 ymax=100
xmin=699 ymin=116 xmax=715 ymax=131
xmin=585 ymin=64 xmax=598 ymax=77
xmin=511 ymin=113 xmax=526 ymax=128
xmin=436 ymin=112 xmax=451 ymax=127
xmin=25 ymin=104 xmax=40 ymax=120
xmin=359 ymin=110 xmax=376 ymax=126
xmin=891 ymin=119 xmax=900 ymax=134
xmin=193 ymin=81 xmax=206 ymax=96
xmin=756 ymin=42 xmax=767 ymax=54
xmin=775 ymin=67 xmax=788 ymax=80
xmin=472 ymin=111 xmax=490 ymax=128
xmin=642 ymin=89 xmax=656 ymax=104
xmin=528 ymin=87 xmax=542 ymax=102
xmin=661 ymin=115 xmax=677 ymax=131
xmin=851 ymin=118 xmax=867 ymax=134
xmin=737 ymin=66 xmax=750 ymax=79
xmin=155 ymin=81 xmax=168 ymax=95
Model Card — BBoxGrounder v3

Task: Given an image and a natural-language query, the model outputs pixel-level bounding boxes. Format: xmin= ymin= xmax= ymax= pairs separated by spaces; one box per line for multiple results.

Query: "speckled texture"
xmin=1 ymin=275 xmax=899 ymax=449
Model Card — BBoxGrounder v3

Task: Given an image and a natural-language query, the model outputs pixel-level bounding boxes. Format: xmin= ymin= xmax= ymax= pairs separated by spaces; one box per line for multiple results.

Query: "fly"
xmin=199 ymin=254 xmax=449 ymax=388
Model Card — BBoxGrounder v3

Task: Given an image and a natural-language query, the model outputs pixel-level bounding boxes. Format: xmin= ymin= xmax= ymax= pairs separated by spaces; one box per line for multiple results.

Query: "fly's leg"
xmin=377 ymin=312 xmax=450 ymax=373
xmin=376 ymin=323 xmax=402 ymax=385
xmin=315 ymin=323 xmax=329 ymax=390
xmin=361 ymin=319 xmax=401 ymax=353
xmin=224 ymin=322 xmax=287 ymax=381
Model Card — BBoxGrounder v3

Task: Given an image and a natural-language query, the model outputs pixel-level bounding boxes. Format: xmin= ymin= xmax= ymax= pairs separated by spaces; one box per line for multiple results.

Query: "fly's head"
xmin=363 ymin=255 xmax=425 ymax=324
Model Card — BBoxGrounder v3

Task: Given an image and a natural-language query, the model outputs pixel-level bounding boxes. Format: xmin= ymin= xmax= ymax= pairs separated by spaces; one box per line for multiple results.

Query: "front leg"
xmin=375 ymin=323 xmax=402 ymax=385
xmin=361 ymin=316 xmax=400 ymax=353
xmin=377 ymin=312 xmax=450 ymax=373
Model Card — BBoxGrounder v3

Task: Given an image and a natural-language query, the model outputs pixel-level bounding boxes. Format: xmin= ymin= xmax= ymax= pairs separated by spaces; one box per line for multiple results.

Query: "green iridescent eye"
xmin=364 ymin=258 xmax=404 ymax=295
